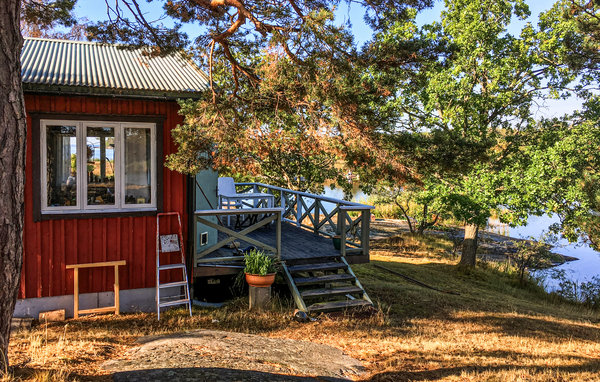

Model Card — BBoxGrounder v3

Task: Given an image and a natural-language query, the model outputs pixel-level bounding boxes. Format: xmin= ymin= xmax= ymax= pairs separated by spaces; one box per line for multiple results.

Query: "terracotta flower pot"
xmin=245 ymin=273 xmax=276 ymax=288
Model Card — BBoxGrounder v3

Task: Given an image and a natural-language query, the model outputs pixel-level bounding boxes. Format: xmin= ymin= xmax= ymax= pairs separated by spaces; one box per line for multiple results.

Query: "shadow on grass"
xmin=463 ymin=312 xmax=600 ymax=343
xmin=358 ymin=258 xmax=575 ymax=314
xmin=394 ymin=347 xmax=595 ymax=366
xmin=365 ymin=359 xmax=600 ymax=381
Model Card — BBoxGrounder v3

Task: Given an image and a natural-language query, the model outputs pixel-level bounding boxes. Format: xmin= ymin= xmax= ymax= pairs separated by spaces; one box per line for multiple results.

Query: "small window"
xmin=40 ymin=120 xmax=157 ymax=214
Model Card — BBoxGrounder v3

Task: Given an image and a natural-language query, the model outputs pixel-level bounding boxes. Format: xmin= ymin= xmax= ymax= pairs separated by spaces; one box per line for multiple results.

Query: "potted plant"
xmin=244 ymin=249 xmax=277 ymax=288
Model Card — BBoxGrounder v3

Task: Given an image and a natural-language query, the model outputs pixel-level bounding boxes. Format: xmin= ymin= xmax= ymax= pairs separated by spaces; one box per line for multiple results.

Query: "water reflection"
xmin=489 ymin=215 xmax=600 ymax=289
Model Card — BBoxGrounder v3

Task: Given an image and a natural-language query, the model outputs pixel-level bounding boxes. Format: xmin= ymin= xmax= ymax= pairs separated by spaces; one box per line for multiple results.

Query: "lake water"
xmin=322 ymin=184 xmax=368 ymax=204
xmin=323 ymin=185 xmax=600 ymax=289
xmin=488 ymin=215 xmax=600 ymax=289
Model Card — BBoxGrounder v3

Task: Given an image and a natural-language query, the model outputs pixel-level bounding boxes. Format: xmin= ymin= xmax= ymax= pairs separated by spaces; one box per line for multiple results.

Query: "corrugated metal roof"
xmin=21 ymin=37 xmax=209 ymax=98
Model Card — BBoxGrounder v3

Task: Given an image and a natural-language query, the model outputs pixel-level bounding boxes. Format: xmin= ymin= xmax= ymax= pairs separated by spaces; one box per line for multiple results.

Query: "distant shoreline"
xmin=370 ymin=218 xmax=579 ymax=264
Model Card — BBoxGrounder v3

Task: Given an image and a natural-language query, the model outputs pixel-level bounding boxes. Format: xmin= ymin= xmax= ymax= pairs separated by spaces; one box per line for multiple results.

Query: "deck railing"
xmin=235 ymin=182 xmax=374 ymax=258
xmin=194 ymin=208 xmax=283 ymax=263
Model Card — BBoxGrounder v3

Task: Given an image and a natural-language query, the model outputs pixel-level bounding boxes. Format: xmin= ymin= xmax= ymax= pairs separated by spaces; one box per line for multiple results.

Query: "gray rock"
xmin=103 ymin=329 xmax=364 ymax=381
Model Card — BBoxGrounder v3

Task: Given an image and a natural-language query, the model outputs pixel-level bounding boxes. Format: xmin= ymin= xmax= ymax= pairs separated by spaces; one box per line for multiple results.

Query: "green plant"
xmin=244 ymin=249 xmax=277 ymax=276
xmin=510 ymin=233 xmax=558 ymax=285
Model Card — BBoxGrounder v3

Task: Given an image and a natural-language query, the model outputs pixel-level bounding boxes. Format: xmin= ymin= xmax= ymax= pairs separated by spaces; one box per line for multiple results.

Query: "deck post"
xmin=276 ymin=210 xmax=282 ymax=260
xmin=280 ymin=191 xmax=286 ymax=212
xmin=361 ymin=209 xmax=370 ymax=258
xmin=340 ymin=210 xmax=347 ymax=257
xmin=314 ymin=200 xmax=320 ymax=234
xmin=296 ymin=194 xmax=302 ymax=227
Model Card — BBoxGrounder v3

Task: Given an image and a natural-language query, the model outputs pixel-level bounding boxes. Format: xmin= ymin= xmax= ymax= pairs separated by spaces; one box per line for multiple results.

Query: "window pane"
xmin=124 ymin=128 xmax=151 ymax=204
xmin=46 ymin=125 xmax=77 ymax=207
xmin=86 ymin=127 xmax=115 ymax=206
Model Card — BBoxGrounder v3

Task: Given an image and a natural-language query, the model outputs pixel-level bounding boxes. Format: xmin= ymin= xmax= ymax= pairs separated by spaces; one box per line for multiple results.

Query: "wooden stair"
xmin=282 ymin=256 xmax=372 ymax=314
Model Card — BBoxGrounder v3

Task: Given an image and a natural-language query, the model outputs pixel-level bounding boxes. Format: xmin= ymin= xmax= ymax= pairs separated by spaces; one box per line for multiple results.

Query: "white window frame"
xmin=40 ymin=119 xmax=157 ymax=215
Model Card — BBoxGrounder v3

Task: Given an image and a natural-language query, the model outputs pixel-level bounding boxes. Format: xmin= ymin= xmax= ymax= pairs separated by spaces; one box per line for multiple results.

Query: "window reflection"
xmin=46 ymin=125 xmax=77 ymax=207
xmin=86 ymin=127 xmax=115 ymax=205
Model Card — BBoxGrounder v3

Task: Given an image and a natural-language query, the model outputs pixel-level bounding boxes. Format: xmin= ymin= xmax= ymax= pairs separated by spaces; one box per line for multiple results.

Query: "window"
xmin=41 ymin=119 xmax=157 ymax=214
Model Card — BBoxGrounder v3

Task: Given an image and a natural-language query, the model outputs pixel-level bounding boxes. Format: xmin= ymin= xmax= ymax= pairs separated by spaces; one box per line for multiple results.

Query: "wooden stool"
xmin=66 ymin=260 xmax=126 ymax=318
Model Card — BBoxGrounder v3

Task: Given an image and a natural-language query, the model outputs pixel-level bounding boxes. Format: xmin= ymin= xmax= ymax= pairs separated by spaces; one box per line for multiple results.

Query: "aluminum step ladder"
xmin=156 ymin=212 xmax=192 ymax=320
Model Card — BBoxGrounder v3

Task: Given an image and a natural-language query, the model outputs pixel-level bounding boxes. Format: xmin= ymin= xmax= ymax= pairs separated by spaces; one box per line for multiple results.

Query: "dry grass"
xmin=7 ymin=239 xmax=600 ymax=381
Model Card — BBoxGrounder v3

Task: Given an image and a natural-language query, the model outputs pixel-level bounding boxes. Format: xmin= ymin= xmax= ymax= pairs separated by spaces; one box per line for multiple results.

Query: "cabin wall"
xmin=20 ymin=94 xmax=189 ymax=300
xmin=193 ymin=169 xmax=219 ymax=262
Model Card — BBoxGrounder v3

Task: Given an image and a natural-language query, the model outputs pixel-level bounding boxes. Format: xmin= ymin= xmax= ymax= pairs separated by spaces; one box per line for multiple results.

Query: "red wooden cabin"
xmin=14 ymin=38 xmax=210 ymax=318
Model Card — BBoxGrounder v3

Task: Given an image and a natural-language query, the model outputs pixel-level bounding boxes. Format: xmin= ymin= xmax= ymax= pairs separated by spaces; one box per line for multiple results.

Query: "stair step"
xmin=158 ymin=281 xmax=188 ymax=289
xmin=294 ymin=273 xmax=355 ymax=286
xmin=307 ymin=299 xmax=372 ymax=313
xmin=158 ymin=298 xmax=191 ymax=308
xmin=287 ymin=262 xmax=348 ymax=273
xmin=301 ymin=286 xmax=364 ymax=298
xmin=158 ymin=263 xmax=186 ymax=271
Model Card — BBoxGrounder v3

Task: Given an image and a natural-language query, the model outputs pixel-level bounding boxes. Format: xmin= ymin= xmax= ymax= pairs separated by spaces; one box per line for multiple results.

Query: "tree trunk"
xmin=416 ymin=204 xmax=427 ymax=235
xmin=396 ymin=202 xmax=414 ymax=233
xmin=0 ymin=0 xmax=26 ymax=372
xmin=459 ymin=223 xmax=479 ymax=267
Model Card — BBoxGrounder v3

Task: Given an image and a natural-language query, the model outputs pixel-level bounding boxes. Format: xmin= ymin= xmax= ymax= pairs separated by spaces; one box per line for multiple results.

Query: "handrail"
xmin=339 ymin=205 xmax=373 ymax=211
xmin=195 ymin=207 xmax=284 ymax=216
xmin=235 ymin=182 xmax=374 ymax=209
xmin=234 ymin=182 xmax=373 ymax=260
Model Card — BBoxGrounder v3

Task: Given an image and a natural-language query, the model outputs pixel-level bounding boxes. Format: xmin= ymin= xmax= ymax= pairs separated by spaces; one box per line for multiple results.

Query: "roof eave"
xmin=22 ymin=83 xmax=207 ymax=101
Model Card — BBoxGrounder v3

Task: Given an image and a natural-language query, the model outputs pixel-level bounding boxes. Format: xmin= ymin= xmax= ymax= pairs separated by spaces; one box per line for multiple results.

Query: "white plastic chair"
xmin=217 ymin=177 xmax=275 ymax=226
xmin=218 ymin=177 xmax=242 ymax=225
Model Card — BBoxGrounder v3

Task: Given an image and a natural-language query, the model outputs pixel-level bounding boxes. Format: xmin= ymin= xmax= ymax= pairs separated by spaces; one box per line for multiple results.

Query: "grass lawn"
xmin=6 ymin=238 xmax=600 ymax=381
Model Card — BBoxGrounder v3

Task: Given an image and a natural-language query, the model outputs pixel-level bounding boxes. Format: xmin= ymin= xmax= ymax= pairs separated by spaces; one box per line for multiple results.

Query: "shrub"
xmin=510 ymin=233 xmax=557 ymax=285
xmin=551 ymin=269 xmax=600 ymax=308
xmin=580 ymin=277 xmax=600 ymax=308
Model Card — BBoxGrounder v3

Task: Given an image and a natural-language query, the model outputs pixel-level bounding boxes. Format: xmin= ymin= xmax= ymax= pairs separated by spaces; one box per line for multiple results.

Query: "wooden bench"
xmin=66 ymin=260 xmax=126 ymax=319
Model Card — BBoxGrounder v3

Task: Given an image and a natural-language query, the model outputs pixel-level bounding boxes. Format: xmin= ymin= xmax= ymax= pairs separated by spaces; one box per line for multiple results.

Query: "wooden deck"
xmin=193 ymin=187 xmax=373 ymax=277
xmin=208 ymin=220 xmax=339 ymax=261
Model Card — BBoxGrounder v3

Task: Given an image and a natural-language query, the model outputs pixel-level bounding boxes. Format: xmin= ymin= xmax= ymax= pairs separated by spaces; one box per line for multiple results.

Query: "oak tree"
xmin=365 ymin=0 xmax=581 ymax=266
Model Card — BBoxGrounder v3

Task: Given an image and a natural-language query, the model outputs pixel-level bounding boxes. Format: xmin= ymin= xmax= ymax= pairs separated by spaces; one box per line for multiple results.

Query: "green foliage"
xmin=497 ymin=109 xmax=600 ymax=248
xmin=550 ymin=270 xmax=600 ymax=309
xmin=20 ymin=0 xmax=89 ymax=40
xmin=244 ymin=249 xmax=277 ymax=276
xmin=364 ymin=0 xmax=550 ymax=230
xmin=362 ymin=0 xmax=599 ymax=266
xmin=510 ymin=234 xmax=557 ymax=285
xmin=81 ymin=0 xmax=433 ymax=191
xmin=370 ymin=181 xmax=447 ymax=234
xmin=22 ymin=0 xmax=77 ymax=29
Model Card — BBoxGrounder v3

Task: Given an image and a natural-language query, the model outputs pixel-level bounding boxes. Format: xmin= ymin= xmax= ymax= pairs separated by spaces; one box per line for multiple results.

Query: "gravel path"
xmin=103 ymin=330 xmax=364 ymax=381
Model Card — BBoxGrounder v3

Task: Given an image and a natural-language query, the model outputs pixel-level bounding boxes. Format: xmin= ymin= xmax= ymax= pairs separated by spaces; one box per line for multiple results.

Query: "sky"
xmin=70 ymin=0 xmax=582 ymax=117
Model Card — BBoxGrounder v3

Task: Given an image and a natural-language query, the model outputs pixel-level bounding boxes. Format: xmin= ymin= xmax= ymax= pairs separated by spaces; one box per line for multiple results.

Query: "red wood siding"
xmin=20 ymin=94 xmax=188 ymax=299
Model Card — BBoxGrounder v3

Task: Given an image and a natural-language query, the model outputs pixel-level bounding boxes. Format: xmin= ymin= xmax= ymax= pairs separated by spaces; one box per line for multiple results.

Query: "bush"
xmin=551 ymin=269 xmax=600 ymax=308
xmin=510 ymin=233 xmax=557 ymax=285
xmin=580 ymin=277 xmax=600 ymax=308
